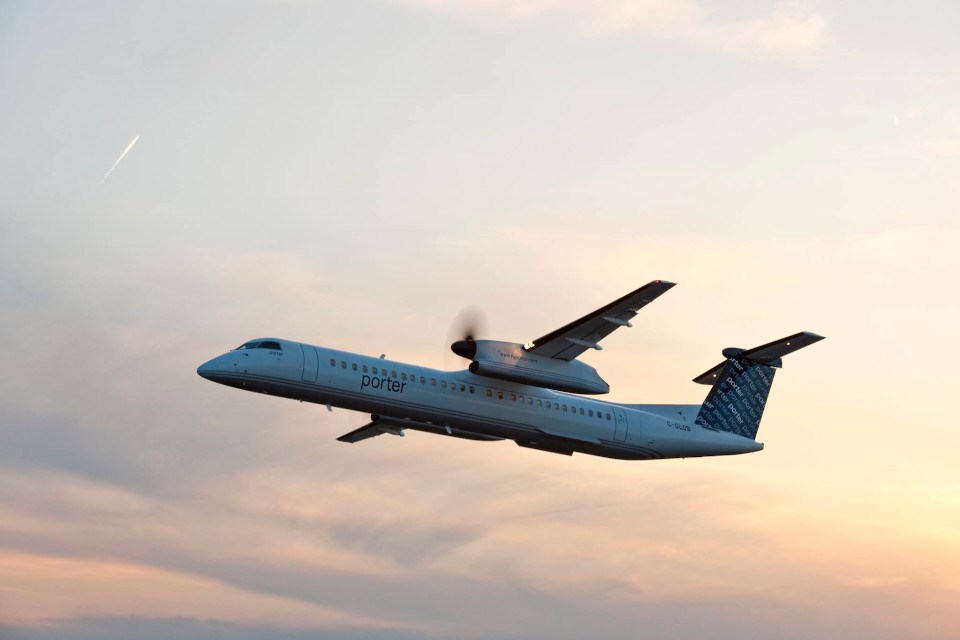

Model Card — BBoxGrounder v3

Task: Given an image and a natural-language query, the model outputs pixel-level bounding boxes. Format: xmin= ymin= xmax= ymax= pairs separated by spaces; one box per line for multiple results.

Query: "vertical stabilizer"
xmin=693 ymin=331 xmax=824 ymax=440
xmin=695 ymin=359 xmax=776 ymax=439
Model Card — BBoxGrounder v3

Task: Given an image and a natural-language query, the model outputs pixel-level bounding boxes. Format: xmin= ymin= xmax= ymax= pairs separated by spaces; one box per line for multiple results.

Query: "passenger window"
xmin=588 ymin=409 xmax=594 ymax=417
xmin=420 ymin=376 xmax=426 ymax=384
xmin=391 ymin=371 xmax=397 ymax=379
xmin=431 ymin=378 xmax=436 ymax=386
xmin=372 ymin=367 xmax=378 ymax=375
xmin=606 ymin=413 xmax=611 ymax=420
xmin=579 ymin=408 xmax=585 ymax=416
xmin=545 ymin=401 xmax=551 ymax=409
xmin=441 ymin=381 xmax=447 ymax=388
xmin=537 ymin=399 xmax=543 ymax=407
xmin=562 ymin=405 xmax=567 ymax=412
xmin=469 ymin=386 xmax=474 ymax=394
xmin=486 ymin=389 xmax=492 ymax=397
xmin=598 ymin=413 xmax=603 ymax=421
xmin=362 ymin=365 xmax=368 ymax=373
xmin=330 ymin=358 xmax=336 ymax=367
xmin=528 ymin=397 xmax=533 ymax=405
xmin=341 ymin=361 xmax=346 ymax=369
xmin=401 ymin=373 xmax=407 ymax=381
xmin=497 ymin=391 xmax=503 ymax=400
xmin=459 ymin=384 xmax=465 ymax=392
xmin=352 ymin=363 xmax=357 ymax=371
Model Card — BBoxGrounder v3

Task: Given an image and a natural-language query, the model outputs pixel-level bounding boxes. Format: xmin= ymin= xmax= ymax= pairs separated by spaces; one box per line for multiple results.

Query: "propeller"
xmin=446 ymin=305 xmax=486 ymax=363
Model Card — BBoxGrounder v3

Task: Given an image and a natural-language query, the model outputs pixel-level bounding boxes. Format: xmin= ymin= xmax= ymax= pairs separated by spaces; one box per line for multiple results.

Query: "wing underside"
xmin=336 ymin=421 xmax=405 ymax=443
xmin=336 ymin=416 xmax=504 ymax=444
xmin=526 ymin=280 xmax=675 ymax=361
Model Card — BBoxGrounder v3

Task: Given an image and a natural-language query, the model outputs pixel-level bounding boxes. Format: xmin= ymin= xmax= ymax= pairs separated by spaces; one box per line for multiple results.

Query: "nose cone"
xmin=197 ymin=353 xmax=232 ymax=380
xmin=197 ymin=358 xmax=217 ymax=379
xmin=451 ymin=339 xmax=477 ymax=360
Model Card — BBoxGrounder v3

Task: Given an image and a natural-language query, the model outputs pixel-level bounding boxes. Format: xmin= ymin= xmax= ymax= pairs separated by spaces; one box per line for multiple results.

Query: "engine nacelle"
xmin=463 ymin=340 xmax=609 ymax=395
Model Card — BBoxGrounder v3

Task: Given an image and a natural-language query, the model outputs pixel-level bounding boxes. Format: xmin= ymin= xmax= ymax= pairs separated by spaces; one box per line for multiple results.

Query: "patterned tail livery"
xmin=693 ymin=331 xmax=825 ymax=440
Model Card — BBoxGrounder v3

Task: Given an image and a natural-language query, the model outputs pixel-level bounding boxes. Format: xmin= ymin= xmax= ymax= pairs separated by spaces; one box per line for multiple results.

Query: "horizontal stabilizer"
xmin=693 ymin=362 xmax=727 ymax=385
xmin=694 ymin=331 xmax=824 ymax=385
xmin=741 ymin=331 xmax=825 ymax=362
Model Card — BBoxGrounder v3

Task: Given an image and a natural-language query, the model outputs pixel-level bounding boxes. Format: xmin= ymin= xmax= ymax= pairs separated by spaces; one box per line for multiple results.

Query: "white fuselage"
xmin=197 ymin=339 xmax=763 ymax=460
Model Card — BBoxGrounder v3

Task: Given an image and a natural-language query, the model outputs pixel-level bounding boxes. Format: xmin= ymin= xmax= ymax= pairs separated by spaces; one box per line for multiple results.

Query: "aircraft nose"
xmin=197 ymin=355 xmax=229 ymax=379
xmin=197 ymin=359 xmax=216 ymax=379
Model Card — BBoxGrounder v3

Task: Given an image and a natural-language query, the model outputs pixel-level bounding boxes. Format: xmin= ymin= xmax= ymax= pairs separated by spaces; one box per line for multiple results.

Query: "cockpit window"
xmin=234 ymin=340 xmax=282 ymax=351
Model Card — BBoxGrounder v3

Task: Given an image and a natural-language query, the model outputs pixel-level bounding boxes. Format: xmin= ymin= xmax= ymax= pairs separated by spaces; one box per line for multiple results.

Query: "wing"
xmin=526 ymin=280 xmax=676 ymax=361
xmin=336 ymin=421 xmax=405 ymax=443
xmin=336 ymin=416 xmax=503 ymax=444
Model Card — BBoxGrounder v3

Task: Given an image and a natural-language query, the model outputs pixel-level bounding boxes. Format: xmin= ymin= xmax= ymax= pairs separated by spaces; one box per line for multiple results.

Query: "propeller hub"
xmin=451 ymin=339 xmax=477 ymax=360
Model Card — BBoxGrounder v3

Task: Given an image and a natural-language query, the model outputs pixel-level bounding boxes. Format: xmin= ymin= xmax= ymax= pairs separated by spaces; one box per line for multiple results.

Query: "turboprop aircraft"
xmin=197 ymin=280 xmax=823 ymax=460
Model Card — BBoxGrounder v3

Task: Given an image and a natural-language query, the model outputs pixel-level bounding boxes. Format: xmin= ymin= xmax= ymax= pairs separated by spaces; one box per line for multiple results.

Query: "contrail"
xmin=100 ymin=134 xmax=140 ymax=183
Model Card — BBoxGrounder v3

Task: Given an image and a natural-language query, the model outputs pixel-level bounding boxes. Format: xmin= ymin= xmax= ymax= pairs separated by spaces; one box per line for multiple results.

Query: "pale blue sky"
xmin=1 ymin=1 xmax=959 ymax=638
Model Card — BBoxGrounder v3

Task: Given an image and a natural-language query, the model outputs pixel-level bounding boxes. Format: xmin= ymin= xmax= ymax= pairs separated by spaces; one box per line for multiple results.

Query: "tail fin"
xmin=693 ymin=331 xmax=824 ymax=440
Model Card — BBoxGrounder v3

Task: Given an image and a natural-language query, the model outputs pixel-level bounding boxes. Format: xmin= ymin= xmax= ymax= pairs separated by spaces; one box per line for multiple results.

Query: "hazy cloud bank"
xmin=397 ymin=0 xmax=829 ymax=60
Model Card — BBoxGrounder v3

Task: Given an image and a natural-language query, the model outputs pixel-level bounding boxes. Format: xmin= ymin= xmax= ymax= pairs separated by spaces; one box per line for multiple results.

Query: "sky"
xmin=1 ymin=0 xmax=959 ymax=638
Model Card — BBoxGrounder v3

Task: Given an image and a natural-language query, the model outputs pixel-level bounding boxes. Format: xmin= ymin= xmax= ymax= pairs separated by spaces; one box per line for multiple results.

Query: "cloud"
xmin=0 ymin=617 xmax=425 ymax=640
xmin=2 ymin=3 xmax=958 ymax=637
xmin=396 ymin=0 xmax=829 ymax=60
xmin=2 ymin=224 xmax=959 ymax=638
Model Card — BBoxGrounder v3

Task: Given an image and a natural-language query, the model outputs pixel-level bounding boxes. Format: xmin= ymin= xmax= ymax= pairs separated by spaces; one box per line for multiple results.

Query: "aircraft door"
xmin=613 ymin=407 xmax=628 ymax=442
xmin=301 ymin=345 xmax=319 ymax=383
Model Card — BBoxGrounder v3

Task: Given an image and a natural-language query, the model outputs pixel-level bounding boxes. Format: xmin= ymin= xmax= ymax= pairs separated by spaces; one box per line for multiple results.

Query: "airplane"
xmin=197 ymin=280 xmax=823 ymax=460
